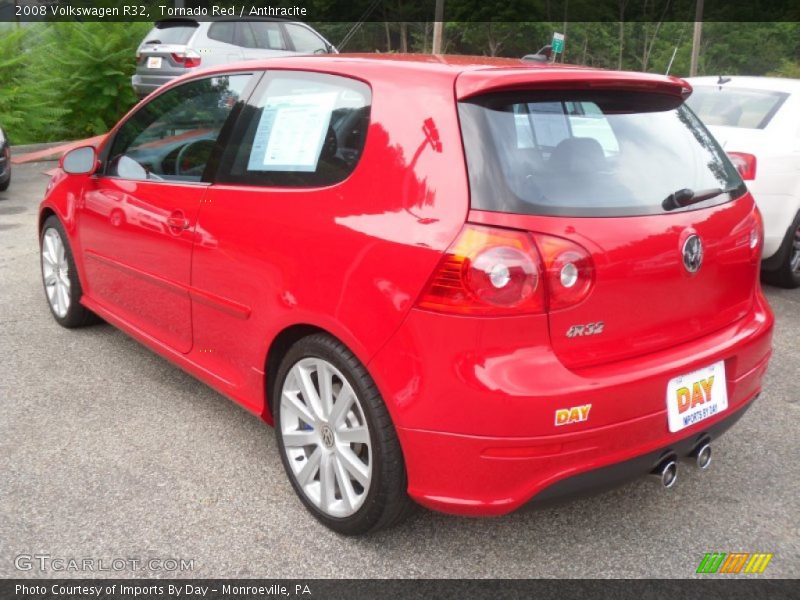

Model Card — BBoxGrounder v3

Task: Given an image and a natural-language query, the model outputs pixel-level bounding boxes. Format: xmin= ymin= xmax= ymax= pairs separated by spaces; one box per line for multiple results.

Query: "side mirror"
xmin=62 ymin=146 xmax=98 ymax=175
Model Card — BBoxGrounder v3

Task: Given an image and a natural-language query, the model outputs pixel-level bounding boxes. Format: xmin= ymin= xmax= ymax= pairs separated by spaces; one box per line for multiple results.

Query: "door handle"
xmin=166 ymin=212 xmax=190 ymax=230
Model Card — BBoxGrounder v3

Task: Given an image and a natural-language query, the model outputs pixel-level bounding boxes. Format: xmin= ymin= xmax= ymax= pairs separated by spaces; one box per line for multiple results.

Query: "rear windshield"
xmin=459 ymin=91 xmax=744 ymax=217
xmin=145 ymin=22 xmax=199 ymax=45
xmin=686 ymin=85 xmax=789 ymax=129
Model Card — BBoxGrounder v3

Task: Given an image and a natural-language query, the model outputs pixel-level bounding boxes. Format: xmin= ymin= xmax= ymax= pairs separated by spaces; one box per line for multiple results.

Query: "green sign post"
xmin=551 ymin=32 xmax=565 ymax=54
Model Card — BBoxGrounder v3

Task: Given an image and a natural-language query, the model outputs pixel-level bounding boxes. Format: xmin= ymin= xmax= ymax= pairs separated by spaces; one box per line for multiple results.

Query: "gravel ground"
xmin=0 ymin=161 xmax=798 ymax=579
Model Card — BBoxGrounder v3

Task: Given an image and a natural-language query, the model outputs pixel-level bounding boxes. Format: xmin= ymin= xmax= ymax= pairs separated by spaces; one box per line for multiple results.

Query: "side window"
xmin=284 ymin=23 xmax=328 ymax=54
xmin=234 ymin=22 xmax=257 ymax=49
xmin=106 ymin=74 xmax=252 ymax=182
xmin=218 ymin=72 xmax=370 ymax=187
xmin=251 ymin=21 xmax=288 ymax=50
xmin=207 ymin=22 xmax=235 ymax=45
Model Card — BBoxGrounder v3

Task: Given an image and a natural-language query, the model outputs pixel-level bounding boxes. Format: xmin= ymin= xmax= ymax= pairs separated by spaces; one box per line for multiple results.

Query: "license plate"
xmin=146 ymin=56 xmax=162 ymax=69
xmin=666 ymin=360 xmax=728 ymax=432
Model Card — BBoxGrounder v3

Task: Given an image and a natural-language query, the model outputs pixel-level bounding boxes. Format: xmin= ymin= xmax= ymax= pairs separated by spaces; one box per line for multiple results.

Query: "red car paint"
xmin=39 ymin=54 xmax=773 ymax=516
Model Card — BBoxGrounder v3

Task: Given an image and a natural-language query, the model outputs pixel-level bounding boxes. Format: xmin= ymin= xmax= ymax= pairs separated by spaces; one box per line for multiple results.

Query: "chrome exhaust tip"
xmin=692 ymin=443 xmax=712 ymax=470
xmin=651 ymin=458 xmax=678 ymax=489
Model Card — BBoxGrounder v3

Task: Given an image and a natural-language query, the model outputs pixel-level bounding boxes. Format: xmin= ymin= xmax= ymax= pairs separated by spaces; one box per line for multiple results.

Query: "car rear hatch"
xmin=456 ymin=67 xmax=761 ymax=369
xmin=136 ymin=19 xmax=201 ymax=77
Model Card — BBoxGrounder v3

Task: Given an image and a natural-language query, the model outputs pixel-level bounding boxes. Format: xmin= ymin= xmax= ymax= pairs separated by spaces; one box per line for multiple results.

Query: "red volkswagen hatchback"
xmin=39 ymin=55 xmax=773 ymax=534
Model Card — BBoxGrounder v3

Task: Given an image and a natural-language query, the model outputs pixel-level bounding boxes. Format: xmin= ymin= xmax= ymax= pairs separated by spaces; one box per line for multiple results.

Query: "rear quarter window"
xmin=217 ymin=71 xmax=370 ymax=187
xmin=459 ymin=91 xmax=744 ymax=217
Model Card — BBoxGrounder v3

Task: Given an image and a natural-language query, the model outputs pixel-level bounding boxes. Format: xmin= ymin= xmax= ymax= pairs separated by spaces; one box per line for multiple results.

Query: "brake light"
xmin=728 ymin=152 xmax=757 ymax=181
xmin=750 ymin=208 xmax=764 ymax=262
xmin=534 ymin=235 xmax=595 ymax=310
xmin=171 ymin=51 xmax=201 ymax=68
xmin=417 ymin=224 xmax=544 ymax=315
xmin=416 ymin=224 xmax=595 ymax=315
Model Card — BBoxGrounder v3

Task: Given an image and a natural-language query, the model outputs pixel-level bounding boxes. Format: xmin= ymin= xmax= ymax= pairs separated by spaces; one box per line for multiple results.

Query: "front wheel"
xmin=40 ymin=216 xmax=98 ymax=327
xmin=273 ymin=333 xmax=414 ymax=535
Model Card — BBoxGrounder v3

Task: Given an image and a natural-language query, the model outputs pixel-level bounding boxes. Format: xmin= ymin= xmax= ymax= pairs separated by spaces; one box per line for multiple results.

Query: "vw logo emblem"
xmin=682 ymin=234 xmax=704 ymax=273
xmin=321 ymin=425 xmax=335 ymax=448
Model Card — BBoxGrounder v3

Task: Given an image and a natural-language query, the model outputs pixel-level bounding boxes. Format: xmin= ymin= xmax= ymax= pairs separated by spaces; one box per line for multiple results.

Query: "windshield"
xmin=459 ymin=91 xmax=744 ymax=217
xmin=686 ymin=85 xmax=789 ymax=129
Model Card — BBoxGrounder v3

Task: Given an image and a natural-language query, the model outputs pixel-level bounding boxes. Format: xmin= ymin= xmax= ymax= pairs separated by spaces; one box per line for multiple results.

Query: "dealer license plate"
xmin=147 ymin=56 xmax=162 ymax=69
xmin=666 ymin=360 xmax=728 ymax=433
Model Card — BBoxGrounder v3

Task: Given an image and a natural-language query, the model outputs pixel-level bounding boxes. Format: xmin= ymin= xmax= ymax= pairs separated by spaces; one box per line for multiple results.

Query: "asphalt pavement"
xmin=0 ymin=161 xmax=798 ymax=578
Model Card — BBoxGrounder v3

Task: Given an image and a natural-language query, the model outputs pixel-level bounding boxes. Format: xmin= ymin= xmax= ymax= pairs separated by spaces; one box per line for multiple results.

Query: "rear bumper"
xmin=131 ymin=73 xmax=175 ymax=98
xmin=371 ymin=292 xmax=773 ymax=516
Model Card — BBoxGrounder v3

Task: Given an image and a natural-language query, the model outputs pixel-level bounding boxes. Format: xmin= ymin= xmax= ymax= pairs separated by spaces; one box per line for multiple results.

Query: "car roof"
xmin=687 ymin=75 xmax=800 ymax=93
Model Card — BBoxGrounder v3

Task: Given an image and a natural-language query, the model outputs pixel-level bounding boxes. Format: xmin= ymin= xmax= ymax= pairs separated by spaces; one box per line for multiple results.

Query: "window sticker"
xmin=247 ymin=91 xmax=338 ymax=172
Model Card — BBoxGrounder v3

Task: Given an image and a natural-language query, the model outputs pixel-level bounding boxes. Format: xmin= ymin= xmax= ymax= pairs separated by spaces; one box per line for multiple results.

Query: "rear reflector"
xmin=417 ymin=224 xmax=595 ymax=316
xmin=728 ymin=152 xmax=757 ymax=181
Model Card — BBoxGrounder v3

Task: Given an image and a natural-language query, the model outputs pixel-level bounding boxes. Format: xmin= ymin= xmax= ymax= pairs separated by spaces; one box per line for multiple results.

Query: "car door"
xmin=190 ymin=70 xmax=372 ymax=395
xmin=79 ymin=73 xmax=254 ymax=353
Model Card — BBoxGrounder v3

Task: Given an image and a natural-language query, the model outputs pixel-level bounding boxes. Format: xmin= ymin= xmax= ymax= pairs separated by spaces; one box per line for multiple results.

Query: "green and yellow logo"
xmin=696 ymin=552 xmax=773 ymax=574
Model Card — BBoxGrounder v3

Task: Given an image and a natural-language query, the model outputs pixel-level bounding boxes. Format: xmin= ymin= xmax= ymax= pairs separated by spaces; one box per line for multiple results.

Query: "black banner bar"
xmin=3 ymin=579 xmax=800 ymax=600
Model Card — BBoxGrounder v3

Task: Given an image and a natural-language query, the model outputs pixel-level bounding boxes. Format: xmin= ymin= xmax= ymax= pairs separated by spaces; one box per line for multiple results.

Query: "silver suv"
xmin=132 ymin=19 xmax=336 ymax=98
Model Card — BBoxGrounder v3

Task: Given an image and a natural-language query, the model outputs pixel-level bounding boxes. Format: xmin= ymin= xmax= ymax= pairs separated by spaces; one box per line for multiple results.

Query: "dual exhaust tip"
xmin=650 ymin=440 xmax=712 ymax=489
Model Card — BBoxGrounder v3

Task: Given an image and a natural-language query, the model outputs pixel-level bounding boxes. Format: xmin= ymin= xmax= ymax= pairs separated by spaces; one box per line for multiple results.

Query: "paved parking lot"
xmin=0 ymin=161 xmax=798 ymax=578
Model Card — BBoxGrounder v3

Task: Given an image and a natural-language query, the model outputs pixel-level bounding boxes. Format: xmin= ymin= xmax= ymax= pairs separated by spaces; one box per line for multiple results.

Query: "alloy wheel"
xmin=280 ymin=357 xmax=372 ymax=518
xmin=791 ymin=225 xmax=800 ymax=275
xmin=42 ymin=228 xmax=71 ymax=318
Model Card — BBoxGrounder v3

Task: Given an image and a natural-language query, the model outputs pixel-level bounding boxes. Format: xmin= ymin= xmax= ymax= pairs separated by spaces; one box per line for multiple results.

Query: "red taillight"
xmin=728 ymin=152 xmax=757 ymax=181
xmin=171 ymin=52 xmax=201 ymax=68
xmin=534 ymin=235 xmax=595 ymax=310
xmin=750 ymin=208 xmax=764 ymax=262
xmin=416 ymin=224 xmax=594 ymax=315
xmin=417 ymin=224 xmax=544 ymax=315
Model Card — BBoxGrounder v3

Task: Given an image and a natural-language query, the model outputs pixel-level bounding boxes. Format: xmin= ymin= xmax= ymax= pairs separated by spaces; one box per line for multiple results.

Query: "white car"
xmin=687 ymin=76 xmax=800 ymax=288
xmin=132 ymin=19 xmax=337 ymax=98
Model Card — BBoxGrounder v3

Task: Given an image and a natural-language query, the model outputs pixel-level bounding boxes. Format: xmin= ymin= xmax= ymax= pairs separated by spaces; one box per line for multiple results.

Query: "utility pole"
xmin=689 ymin=0 xmax=704 ymax=76
xmin=432 ymin=0 xmax=444 ymax=54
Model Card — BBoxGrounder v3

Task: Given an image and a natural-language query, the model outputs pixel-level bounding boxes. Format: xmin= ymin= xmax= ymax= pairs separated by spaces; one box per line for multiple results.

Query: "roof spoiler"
xmin=456 ymin=69 xmax=693 ymax=102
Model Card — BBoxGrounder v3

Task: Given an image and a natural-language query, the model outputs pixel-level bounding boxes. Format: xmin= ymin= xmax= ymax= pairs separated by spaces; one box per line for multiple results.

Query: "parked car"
xmin=41 ymin=56 xmax=774 ymax=534
xmin=0 ymin=126 xmax=10 ymax=191
xmin=132 ymin=18 xmax=336 ymax=98
xmin=687 ymin=76 xmax=800 ymax=288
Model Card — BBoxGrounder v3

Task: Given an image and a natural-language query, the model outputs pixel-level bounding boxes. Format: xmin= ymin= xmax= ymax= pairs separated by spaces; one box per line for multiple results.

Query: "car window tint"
xmin=208 ymin=22 xmax=235 ymax=45
xmin=284 ymin=23 xmax=327 ymax=53
xmin=145 ymin=23 xmax=198 ymax=45
xmin=251 ymin=21 xmax=287 ymax=50
xmin=460 ymin=91 xmax=743 ymax=217
xmin=234 ymin=22 xmax=258 ymax=48
xmin=217 ymin=72 xmax=370 ymax=187
xmin=106 ymin=74 xmax=251 ymax=183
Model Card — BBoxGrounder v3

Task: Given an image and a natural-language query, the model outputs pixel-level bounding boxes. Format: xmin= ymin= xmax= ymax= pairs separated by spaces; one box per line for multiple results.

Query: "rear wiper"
xmin=661 ymin=187 xmax=734 ymax=211
xmin=145 ymin=40 xmax=161 ymax=44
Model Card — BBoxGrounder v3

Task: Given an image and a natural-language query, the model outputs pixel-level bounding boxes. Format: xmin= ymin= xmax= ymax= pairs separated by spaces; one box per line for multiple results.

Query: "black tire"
xmin=273 ymin=333 xmax=415 ymax=535
xmin=762 ymin=211 xmax=800 ymax=289
xmin=0 ymin=175 xmax=9 ymax=192
xmin=40 ymin=215 xmax=99 ymax=327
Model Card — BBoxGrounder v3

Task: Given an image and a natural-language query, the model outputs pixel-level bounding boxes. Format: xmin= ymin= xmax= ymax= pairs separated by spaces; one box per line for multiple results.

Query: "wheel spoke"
xmin=319 ymin=452 xmax=336 ymax=511
xmin=297 ymin=365 xmax=324 ymax=420
xmin=54 ymin=283 xmax=65 ymax=316
xmin=282 ymin=390 xmax=315 ymax=425
xmin=282 ymin=429 xmax=317 ymax=448
xmin=336 ymin=445 xmax=369 ymax=487
xmin=329 ymin=385 xmax=355 ymax=428
xmin=337 ymin=425 xmax=369 ymax=445
xmin=316 ymin=360 xmax=334 ymax=418
xmin=296 ymin=447 xmax=322 ymax=486
xmin=333 ymin=455 xmax=356 ymax=512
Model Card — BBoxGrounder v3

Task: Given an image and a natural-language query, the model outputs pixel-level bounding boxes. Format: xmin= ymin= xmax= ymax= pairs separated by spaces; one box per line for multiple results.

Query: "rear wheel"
xmin=40 ymin=216 xmax=98 ymax=327
xmin=273 ymin=333 xmax=414 ymax=535
xmin=762 ymin=212 xmax=800 ymax=289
